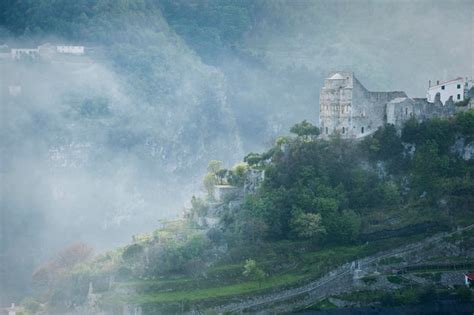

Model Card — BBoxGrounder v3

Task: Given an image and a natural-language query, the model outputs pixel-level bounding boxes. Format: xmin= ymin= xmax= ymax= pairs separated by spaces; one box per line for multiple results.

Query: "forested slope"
xmin=22 ymin=111 xmax=474 ymax=314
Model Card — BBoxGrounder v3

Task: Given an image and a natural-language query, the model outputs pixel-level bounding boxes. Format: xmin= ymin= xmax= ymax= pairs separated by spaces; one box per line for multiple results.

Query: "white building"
xmin=10 ymin=48 xmax=39 ymax=60
xmin=426 ymin=77 xmax=473 ymax=104
xmin=1 ymin=303 xmax=17 ymax=315
xmin=56 ymin=45 xmax=85 ymax=55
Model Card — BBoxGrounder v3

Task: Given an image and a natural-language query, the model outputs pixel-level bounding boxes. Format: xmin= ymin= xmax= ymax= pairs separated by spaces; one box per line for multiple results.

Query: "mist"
xmin=1 ymin=0 xmax=473 ymax=305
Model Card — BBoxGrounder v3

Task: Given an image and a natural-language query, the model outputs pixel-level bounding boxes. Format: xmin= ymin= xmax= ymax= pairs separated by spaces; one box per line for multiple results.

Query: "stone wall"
xmin=386 ymin=94 xmax=456 ymax=129
xmin=320 ymin=72 xmax=406 ymax=139
xmin=320 ymin=72 xmax=459 ymax=139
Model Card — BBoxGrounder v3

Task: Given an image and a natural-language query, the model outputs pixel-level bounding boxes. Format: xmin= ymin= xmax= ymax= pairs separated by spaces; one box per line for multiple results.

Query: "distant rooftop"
xmin=428 ymin=77 xmax=464 ymax=89
xmin=389 ymin=97 xmax=408 ymax=104
xmin=329 ymin=73 xmax=345 ymax=80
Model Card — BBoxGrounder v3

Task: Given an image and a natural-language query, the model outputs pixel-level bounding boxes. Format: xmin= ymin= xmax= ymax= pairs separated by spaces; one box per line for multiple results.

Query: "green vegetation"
xmin=242 ymin=259 xmax=267 ymax=287
xmin=414 ymin=272 xmax=441 ymax=282
xmin=361 ymin=276 xmax=377 ymax=285
xmin=387 ymin=275 xmax=412 ymax=285
xmin=221 ymin=113 xmax=474 ymax=247
xmin=290 ymin=119 xmax=321 ymax=140
xmin=379 ymin=256 xmax=405 ymax=265
xmin=28 ymin=112 xmax=474 ymax=313
xmin=303 ymin=298 xmax=337 ymax=311
xmin=107 ymin=273 xmax=304 ymax=305
xmin=337 ymin=286 xmax=472 ymax=306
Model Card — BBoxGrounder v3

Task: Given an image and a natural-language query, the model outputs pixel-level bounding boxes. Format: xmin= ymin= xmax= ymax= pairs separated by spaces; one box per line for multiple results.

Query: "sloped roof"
xmin=329 ymin=73 xmax=345 ymax=80
xmin=466 ymin=272 xmax=474 ymax=281
xmin=389 ymin=97 xmax=408 ymax=104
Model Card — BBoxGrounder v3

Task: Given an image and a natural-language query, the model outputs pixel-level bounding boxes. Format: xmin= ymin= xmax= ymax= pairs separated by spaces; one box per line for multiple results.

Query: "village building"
xmin=10 ymin=48 xmax=39 ymax=60
xmin=427 ymin=77 xmax=474 ymax=104
xmin=1 ymin=303 xmax=18 ymax=315
xmin=56 ymin=45 xmax=85 ymax=55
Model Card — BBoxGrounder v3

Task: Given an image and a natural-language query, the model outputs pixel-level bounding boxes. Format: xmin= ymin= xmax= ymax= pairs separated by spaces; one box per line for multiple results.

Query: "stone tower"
xmin=319 ymin=72 xmax=407 ymax=139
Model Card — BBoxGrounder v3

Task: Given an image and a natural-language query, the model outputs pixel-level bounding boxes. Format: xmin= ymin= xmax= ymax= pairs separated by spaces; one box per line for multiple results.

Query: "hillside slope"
xmin=18 ymin=111 xmax=474 ymax=314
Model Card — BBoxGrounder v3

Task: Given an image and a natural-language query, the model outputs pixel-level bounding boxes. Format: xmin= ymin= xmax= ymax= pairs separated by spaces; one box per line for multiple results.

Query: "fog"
xmin=0 ymin=0 xmax=473 ymax=304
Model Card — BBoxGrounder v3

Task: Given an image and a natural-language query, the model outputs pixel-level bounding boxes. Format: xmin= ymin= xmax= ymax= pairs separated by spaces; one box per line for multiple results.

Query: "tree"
xmin=56 ymin=243 xmax=94 ymax=268
xmin=290 ymin=211 xmax=326 ymax=239
xmin=412 ymin=141 xmax=449 ymax=196
xmin=207 ymin=160 xmax=223 ymax=173
xmin=290 ymin=120 xmax=320 ymax=140
xmin=190 ymin=196 xmax=209 ymax=217
xmin=122 ymin=244 xmax=143 ymax=261
xmin=203 ymin=172 xmax=217 ymax=198
xmin=244 ymin=152 xmax=263 ymax=166
xmin=322 ymin=209 xmax=361 ymax=244
xmin=228 ymin=162 xmax=248 ymax=186
xmin=215 ymin=169 xmax=228 ymax=185
xmin=243 ymin=259 xmax=267 ymax=287
xmin=456 ymin=109 xmax=474 ymax=138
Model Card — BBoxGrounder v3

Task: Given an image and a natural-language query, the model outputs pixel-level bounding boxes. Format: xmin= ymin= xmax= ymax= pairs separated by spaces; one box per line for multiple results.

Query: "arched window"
xmin=361 ymin=127 xmax=364 ymax=134
xmin=405 ymin=108 xmax=408 ymax=115
xmin=342 ymin=127 xmax=345 ymax=134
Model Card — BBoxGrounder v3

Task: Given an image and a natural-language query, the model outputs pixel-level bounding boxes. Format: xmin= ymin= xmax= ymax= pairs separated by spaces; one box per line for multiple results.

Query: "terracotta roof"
xmin=428 ymin=77 xmax=464 ymax=89
xmin=465 ymin=272 xmax=474 ymax=281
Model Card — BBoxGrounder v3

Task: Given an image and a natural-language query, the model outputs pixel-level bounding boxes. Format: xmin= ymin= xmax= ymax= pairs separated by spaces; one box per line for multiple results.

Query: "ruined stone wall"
xmin=386 ymin=96 xmax=456 ymax=129
xmin=319 ymin=72 xmax=461 ymax=140
xmin=320 ymin=72 xmax=406 ymax=139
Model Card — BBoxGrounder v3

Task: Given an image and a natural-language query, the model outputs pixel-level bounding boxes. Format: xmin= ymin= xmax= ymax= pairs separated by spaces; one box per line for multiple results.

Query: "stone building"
xmin=319 ymin=72 xmax=460 ymax=139
xmin=386 ymin=94 xmax=455 ymax=127
xmin=319 ymin=72 xmax=406 ymax=139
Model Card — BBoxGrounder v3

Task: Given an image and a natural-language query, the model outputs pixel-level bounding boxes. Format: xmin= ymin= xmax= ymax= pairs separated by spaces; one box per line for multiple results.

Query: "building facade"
xmin=427 ymin=77 xmax=473 ymax=104
xmin=10 ymin=48 xmax=39 ymax=60
xmin=319 ymin=72 xmax=460 ymax=139
xmin=319 ymin=72 xmax=406 ymax=139
xmin=56 ymin=45 xmax=85 ymax=55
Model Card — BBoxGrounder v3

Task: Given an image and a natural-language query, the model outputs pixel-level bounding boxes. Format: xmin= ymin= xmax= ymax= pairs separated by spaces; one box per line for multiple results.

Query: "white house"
xmin=10 ymin=48 xmax=40 ymax=60
xmin=1 ymin=303 xmax=17 ymax=315
xmin=56 ymin=45 xmax=85 ymax=55
xmin=426 ymin=77 xmax=473 ymax=104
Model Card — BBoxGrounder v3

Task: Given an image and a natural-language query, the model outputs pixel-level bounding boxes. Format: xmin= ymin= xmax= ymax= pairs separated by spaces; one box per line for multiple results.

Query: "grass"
xmin=117 ymin=273 xmax=305 ymax=304
xmin=361 ymin=275 xmax=377 ymax=285
xmin=444 ymin=227 xmax=474 ymax=243
xmin=302 ymin=298 xmax=337 ymax=311
xmin=338 ymin=290 xmax=384 ymax=303
xmin=101 ymin=232 xmax=440 ymax=308
xmin=379 ymin=256 xmax=404 ymax=265
xmin=414 ymin=272 xmax=441 ymax=282
xmin=96 ymin=219 xmax=471 ymax=313
xmin=117 ymin=277 xmax=192 ymax=289
xmin=387 ymin=275 xmax=411 ymax=285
